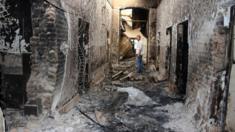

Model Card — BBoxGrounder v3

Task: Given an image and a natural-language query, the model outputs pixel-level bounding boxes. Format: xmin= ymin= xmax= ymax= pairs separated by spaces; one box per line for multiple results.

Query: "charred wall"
xmin=0 ymin=0 xmax=32 ymax=109
xmin=27 ymin=0 xmax=67 ymax=110
xmin=156 ymin=0 xmax=234 ymax=130
xmin=148 ymin=9 xmax=157 ymax=62
xmin=57 ymin=0 xmax=112 ymax=109
xmin=27 ymin=0 xmax=112 ymax=112
xmin=0 ymin=0 xmax=32 ymax=53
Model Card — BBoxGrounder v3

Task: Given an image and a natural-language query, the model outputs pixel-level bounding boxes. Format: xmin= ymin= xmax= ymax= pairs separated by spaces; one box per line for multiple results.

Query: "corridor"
xmin=6 ymin=62 xmax=194 ymax=132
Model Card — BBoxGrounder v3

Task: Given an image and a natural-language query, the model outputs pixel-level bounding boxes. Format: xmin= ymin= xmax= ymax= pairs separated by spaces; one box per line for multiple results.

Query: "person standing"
xmin=134 ymin=35 xmax=144 ymax=73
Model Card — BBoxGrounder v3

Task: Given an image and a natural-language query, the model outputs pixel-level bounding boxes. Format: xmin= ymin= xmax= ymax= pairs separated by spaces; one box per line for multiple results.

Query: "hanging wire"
xmin=43 ymin=0 xmax=70 ymax=13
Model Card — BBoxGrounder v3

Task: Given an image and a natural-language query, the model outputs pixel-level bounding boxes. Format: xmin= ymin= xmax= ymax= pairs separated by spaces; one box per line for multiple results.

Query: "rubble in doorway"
xmin=112 ymin=58 xmax=167 ymax=83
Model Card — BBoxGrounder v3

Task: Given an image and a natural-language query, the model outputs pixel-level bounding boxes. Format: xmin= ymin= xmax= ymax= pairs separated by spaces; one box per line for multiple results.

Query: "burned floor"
xmin=0 ymin=0 xmax=235 ymax=132
xmin=4 ymin=61 xmax=195 ymax=132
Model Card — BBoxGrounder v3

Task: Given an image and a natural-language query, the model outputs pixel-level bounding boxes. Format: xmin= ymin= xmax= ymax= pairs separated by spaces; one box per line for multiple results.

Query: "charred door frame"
xmin=166 ymin=27 xmax=173 ymax=79
xmin=229 ymin=6 xmax=235 ymax=64
xmin=223 ymin=5 xmax=235 ymax=131
xmin=176 ymin=21 xmax=189 ymax=96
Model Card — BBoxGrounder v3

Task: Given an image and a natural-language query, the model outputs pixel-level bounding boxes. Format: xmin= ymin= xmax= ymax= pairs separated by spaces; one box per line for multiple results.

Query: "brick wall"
xmin=156 ymin=0 xmax=234 ymax=130
xmin=27 ymin=0 xmax=112 ymax=111
xmin=27 ymin=0 xmax=67 ymax=110
xmin=56 ymin=0 xmax=113 ymax=109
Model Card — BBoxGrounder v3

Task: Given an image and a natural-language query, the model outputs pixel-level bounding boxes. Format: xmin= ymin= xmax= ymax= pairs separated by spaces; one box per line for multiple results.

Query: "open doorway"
xmin=1 ymin=54 xmax=31 ymax=108
xmin=166 ymin=27 xmax=172 ymax=79
xmin=0 ymin=0 xmax=32 ymax=109
xmin=118 ymin=8 xmax=149 ymax=63
xmin=176 ymin=21 xmax=189 ymax=96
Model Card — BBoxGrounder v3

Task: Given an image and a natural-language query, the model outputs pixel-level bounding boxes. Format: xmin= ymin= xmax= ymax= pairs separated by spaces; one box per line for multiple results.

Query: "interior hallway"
xmin=6 ymin=64 xmax=194 ymax=132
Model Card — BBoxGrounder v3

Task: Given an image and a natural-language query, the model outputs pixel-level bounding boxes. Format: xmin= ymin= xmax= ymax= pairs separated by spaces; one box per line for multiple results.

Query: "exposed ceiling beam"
xmin=112 ymin=0 xmax=161 ymax=9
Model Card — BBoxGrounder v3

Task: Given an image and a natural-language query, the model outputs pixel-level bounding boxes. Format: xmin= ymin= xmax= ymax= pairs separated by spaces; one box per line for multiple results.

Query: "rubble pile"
xmin=112 ymin=58 xmax=167 ymax=83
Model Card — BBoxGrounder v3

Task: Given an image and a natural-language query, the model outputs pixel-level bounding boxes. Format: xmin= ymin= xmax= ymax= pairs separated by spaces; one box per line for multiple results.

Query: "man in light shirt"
xmin=134 ymin=35 xmax=144 ymax=73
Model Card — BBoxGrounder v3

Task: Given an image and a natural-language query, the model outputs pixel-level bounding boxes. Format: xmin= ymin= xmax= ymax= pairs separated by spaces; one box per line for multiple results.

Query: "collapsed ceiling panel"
xmin=121 ymin=9 xmax=133 ymax=27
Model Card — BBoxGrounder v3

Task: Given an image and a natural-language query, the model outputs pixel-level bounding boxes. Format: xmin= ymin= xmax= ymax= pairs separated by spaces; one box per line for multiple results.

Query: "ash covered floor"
xmin=6 ymin=59 xmax=197 ymax=132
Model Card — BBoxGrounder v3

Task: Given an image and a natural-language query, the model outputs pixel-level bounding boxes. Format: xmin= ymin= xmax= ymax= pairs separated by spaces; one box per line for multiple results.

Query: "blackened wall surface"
xmin=27 ymin=0 xmax=112 ymax=111
xmin=0 ymin=0 xmax=32 ymax=53
xmin=28 ymin=0 xmax=67 ymax=110
xmin=156 ymin=0 xmax=234 ymax=130
xmin=0 ymin=0 xmax=32 ymax=108
xmin=55 ymin=0 xmax=112 ymax=109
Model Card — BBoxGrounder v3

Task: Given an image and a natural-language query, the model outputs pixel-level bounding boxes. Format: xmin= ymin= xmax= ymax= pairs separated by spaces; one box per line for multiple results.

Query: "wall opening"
xmin=0 ymin=54 xmax=31 ymax=109
xmin=166 ymin=27 xmax=172 ymax=79
xmin=0 ymin=0 xmax=32 ymax=109
xmin=77 ymin=18 xmax=89 ymax=94
xmin=118 ymin=8 xmax=149 ymax=62
xmin=176 ymin=21 xmax=189 ymax=96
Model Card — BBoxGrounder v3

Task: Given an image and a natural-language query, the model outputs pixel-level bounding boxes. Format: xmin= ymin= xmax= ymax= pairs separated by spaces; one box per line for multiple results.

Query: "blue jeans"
xmin=136 ymin=55 xmax=143 ymax=73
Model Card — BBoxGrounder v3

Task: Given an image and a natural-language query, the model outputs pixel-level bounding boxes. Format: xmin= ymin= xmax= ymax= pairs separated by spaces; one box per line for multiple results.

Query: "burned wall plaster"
xmin=27 ymin=0 xmax=112 ymax=112
xmin=156 ymin=0 xmax=234 ymax=130
xmin=0 ymin=0 xmax=32 ymax=53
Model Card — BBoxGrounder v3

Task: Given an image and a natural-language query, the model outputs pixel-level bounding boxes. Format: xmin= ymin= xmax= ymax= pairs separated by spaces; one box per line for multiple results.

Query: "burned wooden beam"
xmin=112 ymin=71 xmax=124 ymax=79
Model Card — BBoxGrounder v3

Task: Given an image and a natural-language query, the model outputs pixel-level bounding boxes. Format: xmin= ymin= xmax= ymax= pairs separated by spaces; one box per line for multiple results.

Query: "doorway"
xmin=166 ymin=27 xmax=172 ymax=79
xmin=0 ymin=0 xmax=32 ymax=109
xmin=118 ymin=8 xmax=149 ymax=62
xmin=176 ymin=21 xmax=189 ymax=95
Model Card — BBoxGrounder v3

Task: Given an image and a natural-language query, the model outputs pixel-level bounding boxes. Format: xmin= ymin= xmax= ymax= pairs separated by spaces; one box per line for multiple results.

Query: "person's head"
xmin=136 ymin=35 xmax=141 ymax=41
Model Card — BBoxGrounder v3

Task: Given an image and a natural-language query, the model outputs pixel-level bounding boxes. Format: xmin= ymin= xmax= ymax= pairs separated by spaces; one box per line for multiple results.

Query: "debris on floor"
xmin=161 ymin=103 xmax=197 ymax=132
xmin=117 ymin=87 xmax=156 ymax=106
xmin=4 ymin=59 xmax=197 ymax=132
xmin=112 ymin=71 xmax=124 ymax=80
xmin=5 ymin=79 xmax=197 ymax=132
xmin=111 ymin=57 xmax=169 ymax=84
